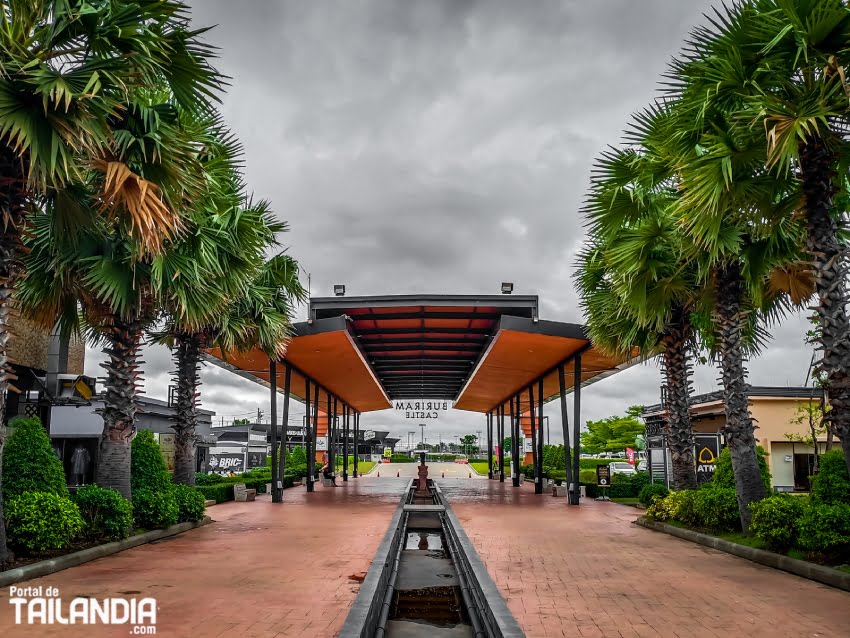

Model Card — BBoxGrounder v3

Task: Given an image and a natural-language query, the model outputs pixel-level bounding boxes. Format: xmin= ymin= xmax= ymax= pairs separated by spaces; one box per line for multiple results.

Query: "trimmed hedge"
xmin=798 ymin=502 xmax=850 ymax=559
xmin=810 ymin=450 xmax=850 ymax=506
xmin=133 ymin=487 xmax=178 ymax=530
xmin=195 ymin=483 xmax=233 ymax=503
xmin=638 ymin=484 xmax=669 ymax=507
xmin=3 ymin=416 xmax=69 ymax=501
xmin=5 ymin=492 xmax=84 ymax=552
xmin=173 ymin=484 xmax=206 ymax=523
xmin=131 ymin=430 xmax=171 ymax=493
xmin=73 ymin=485 xmax=133 ymax=542
xmin=749 ymin=495 xmax=806 ymax=552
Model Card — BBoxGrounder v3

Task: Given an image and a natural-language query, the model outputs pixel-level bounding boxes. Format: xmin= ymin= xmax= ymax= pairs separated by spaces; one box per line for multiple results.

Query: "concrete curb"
xmin=0 ymin=517 xmax=213 ymax=588
xmin=635 ymin=516 xmax=850 ymax=593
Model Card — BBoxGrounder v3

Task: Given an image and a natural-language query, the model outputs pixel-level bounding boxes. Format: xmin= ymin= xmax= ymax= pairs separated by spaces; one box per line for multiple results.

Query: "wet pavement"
xmin=441 ymin=479 xmax=850 ymax=638
xmin=0 ymin=478 xmax=409 ymax=638
xmin=373 ymin=462 xmax=485 ymax=479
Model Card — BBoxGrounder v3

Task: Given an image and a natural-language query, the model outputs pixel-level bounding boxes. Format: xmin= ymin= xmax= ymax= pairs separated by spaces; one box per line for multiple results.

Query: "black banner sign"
xmin=208 ymin=452 xmax=244 ymax=476
xmin=695 ymin=435 xmax=721 ymax=485
xmin=596 ymin=464 xmax=611 ymax=487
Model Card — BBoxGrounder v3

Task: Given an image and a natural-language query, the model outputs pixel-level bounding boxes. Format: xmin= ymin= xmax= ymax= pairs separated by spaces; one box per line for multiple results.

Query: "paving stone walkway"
xmin=441 ymin=479 xmax=850 ymax=638
xmin=0 ymin=478 xmax=410 ymax=638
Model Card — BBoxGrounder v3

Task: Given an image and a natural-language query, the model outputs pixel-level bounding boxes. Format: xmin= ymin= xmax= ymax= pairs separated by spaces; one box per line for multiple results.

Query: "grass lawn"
xmin=334 ymin=460 xmax=377 ymax=475
xmin=470 ymin=462 xmax=489 ymax=475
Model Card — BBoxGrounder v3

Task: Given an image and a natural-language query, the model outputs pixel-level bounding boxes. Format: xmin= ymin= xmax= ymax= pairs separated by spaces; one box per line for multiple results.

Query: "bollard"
xmin=377 ymin=471 xmax=380 ymax=477
xmin=469 ymin=472 xmax=471 ymax=478
xmin=442 ymin=472 xmax=445 ymax=478
xmin=397 ymin=471 xmax=399 ymax=477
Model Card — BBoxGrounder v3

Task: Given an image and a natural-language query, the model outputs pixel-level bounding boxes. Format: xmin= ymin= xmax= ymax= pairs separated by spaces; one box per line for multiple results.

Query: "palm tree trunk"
xmin=97 ymin=317 xmax=143 ymax=499
xmin=660 ymin=307 xmax=697 ymax=490
xmin=0 ymin=146 xmax=27 ymax=563
xmin=172 ymin=333 xmax=201 ymax=485
xmin=715 ymin=261 xmax=766 ymax=532
xmin=799 ymin=137 xmax=850 ymax=476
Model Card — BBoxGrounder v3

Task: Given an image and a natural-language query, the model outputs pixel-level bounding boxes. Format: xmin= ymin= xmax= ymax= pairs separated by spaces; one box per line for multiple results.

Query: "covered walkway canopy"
xmin=204 ymin=294 xmax=637 ymax=503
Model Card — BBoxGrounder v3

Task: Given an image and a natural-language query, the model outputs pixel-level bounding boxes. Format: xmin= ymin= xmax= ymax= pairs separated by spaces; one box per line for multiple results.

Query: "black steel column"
xmin=538 ymin=378 xmax=545 ymax=495
xmin=305 ymin=379 xmax=314 ymax=493
xmin=327 ymin=394 xmax=334 ymax=474
xmin=353 ymin=412 xmax=359 ymax=477
xmin=487 ymin=412 xmax=493 ymax=479
xmin=270 ymin=360 xmax=281 ymax=503
xmin=343 ymin=404 xmax=349 ymax=481
xmin=498 ymin=403 xmax=505 ymax=482
xmin=281 ymin=363 xmax=292 ymax=491
xmin=313 ymin=385 xmax=321 ymax=489
xmin=558 ymin=365 xmax=573 ymax=502
xmin=529 ymin=385 xmax=541 ymax=494
xmin=572 ymin=355 xmax=582 ymax=505
xmin=510 ymin=396 xmax=519 ymax=487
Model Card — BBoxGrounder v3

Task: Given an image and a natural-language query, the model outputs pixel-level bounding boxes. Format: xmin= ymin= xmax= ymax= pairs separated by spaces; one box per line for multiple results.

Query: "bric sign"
xmin=394 ymin=400 xmax=450 ymax=419
xmin=8 ymin=586 xmax=157 ymax=633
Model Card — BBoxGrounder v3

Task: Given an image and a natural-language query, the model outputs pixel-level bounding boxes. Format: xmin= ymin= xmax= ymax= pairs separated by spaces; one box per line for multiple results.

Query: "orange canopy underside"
xmin=203 ymin=297 xmax=637 ymax=414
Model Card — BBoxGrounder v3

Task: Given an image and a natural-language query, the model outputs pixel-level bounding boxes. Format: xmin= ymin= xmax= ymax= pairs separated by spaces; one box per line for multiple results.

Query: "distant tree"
xmin=233 ymin=418 xmax=250 ymax=426
xmin=581 ymin=406 xmax=645 ymax=455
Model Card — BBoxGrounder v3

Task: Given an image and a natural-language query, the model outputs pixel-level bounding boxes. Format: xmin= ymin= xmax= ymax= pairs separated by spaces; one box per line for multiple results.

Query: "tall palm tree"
xmin=166 ymin=253 xmax=305 ymax=484
xmin=672 ymin=0 xmax=850 ymax=473
xmin=0 ymin=2 xmax=222 ymax=560
xmin=578 ymin=145 xmax=701 ymax=490
xmin=666 ymin=100 xmax=814 ymax=529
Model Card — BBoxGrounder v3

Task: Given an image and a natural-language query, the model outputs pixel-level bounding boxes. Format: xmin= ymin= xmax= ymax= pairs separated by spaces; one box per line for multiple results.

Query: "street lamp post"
xmin=420 ymin=423 xmax=426 ymax=447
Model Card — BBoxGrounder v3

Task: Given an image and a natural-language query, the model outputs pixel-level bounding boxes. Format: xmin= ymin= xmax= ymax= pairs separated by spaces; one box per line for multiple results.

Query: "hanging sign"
xmin=394 ymin=400 xmax=450 ymax=419
xmin=596 ymin=464 xmax=611 ymax=487
xmin=523 ymin=439 xmax=533 ymax=453
xmin=316 ymin=436 xmax=328 ymax=452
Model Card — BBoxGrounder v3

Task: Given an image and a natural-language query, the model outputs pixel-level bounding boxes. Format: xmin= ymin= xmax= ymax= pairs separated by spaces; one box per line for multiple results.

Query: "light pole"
xmin=476 ymin=430 xmax=482 ymax=458
xmin=408 ymin=431 xmax=415 ymax=454
xmin=420 ymin=423 xmax=426 ymax=448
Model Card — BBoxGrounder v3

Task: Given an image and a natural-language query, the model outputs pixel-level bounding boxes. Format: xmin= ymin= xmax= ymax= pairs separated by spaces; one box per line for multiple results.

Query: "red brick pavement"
xmin=0 ymin=478 xmax=410 ymax=638
xmin=441 ymin=479 xmax=850 ymax=638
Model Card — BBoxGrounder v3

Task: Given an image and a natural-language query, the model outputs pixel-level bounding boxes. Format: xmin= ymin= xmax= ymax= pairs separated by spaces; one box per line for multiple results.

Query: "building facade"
xmin=642 ymin=387 xmax=833 ymax=492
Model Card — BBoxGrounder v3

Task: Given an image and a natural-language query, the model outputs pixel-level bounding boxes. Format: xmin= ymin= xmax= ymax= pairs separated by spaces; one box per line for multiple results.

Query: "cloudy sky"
xmin=84 ymin=0 xmax=814 ymax=446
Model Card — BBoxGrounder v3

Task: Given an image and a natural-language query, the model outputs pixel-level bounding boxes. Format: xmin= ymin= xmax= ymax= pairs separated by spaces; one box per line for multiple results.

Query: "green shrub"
xmin=390 ymin=454 xmax=416 ymax=463
xmin=132 ymin=487 xmax=178 ymax=529
xmin=131 ymin=430 xmax=171 ymax=492
xmin=798 ymin=503 xmax=850 ymax=558
xmin=693 ymin=487 xmax=740 ymax=531
xmin=194 ymin=472 xmax=223 ymax=486
xmin=73 ymin=485 xmax=133 ymax=542
xmin=5 ymin=492 xmax=84 ymax=552
xmin=639 ymin=484 xmax=669 ymax=507
xmin=3 ymin=416 xmax=68 ymax=501
xmin=646 ymin=490 xmax=699 ymax=524
xmin=288 ymin=447 xmax=307 ymax=467
xmin=810 ymin=450 xmax=850 ymax=506
xmin=195 ymin=483 xmax=233 ymax=504
xmin=712 ymin=447 xmax=771 ymax=493
xmin=749 ymin=495 xmax=805 ymax=552
xmin=172 ymin=485 xmax=206 ymax=523
xmin=579 ymin=469 xmax=596 ymax=483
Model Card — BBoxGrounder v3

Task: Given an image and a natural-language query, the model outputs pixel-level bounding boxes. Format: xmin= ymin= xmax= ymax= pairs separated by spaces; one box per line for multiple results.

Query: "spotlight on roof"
xmin=501 ymin=282 xmax=514 ymax=295
xmin=334 ymin=284 xmax=346 ymax=297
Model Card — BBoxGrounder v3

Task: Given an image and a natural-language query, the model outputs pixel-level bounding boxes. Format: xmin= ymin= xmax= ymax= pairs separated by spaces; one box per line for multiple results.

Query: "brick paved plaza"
xmin=2 ymin=477 xmax=849 ymax=637
xmin=442 ymin=480 xmax=850 ymax=638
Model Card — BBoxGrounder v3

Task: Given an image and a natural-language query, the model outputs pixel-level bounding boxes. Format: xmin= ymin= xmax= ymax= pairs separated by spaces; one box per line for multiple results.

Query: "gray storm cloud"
xmin=84 ymin=1 xmax=815 ymax=442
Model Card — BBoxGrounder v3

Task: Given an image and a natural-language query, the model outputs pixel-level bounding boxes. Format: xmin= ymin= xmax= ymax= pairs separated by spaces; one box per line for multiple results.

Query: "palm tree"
xmin=166 ymin=253 xmax=305 ymax=484
xmin=672 ymin=0 xmax=850 ymax=473
xmin=665 ymin=100 xmax=814 ymax=529
xmin=0 ymin=2 xmax=222 ymax=560
xmin=578 ymin=145 xmax=701 ymax=490
xmin=156 ymin=195 xmax=291 ymax=484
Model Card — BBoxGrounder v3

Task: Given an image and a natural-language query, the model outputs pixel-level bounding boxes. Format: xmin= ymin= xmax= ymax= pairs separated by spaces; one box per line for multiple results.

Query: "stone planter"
xmin=552 ymin=485 xmax=567 ymax=497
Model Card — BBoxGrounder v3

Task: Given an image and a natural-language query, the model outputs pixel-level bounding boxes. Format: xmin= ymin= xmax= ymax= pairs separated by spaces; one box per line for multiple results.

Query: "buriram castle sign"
xmin=395 ymin=400 xmax=451 ymax=419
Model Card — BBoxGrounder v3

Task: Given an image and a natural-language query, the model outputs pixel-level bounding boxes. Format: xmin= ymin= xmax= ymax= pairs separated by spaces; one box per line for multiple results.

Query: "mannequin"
xmin=71 ymin=443 xmax=91 ymax=486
